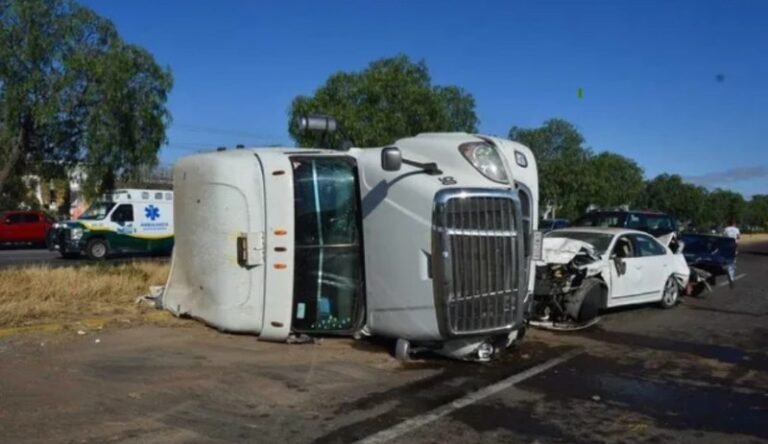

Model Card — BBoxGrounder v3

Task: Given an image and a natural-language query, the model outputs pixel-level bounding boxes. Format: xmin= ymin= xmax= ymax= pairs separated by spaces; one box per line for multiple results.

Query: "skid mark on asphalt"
xmin=516 ymin=353 xmax=768 ymax=440
xmin=352 ymin=349 xmax=582 ymax=444
xmin=311 ymin=343 xmax=577 ymax=444
xmin=573 ymin=328 xmax=768 ymax=371
xmin=685 ymin=304 xmax=768 ymax=318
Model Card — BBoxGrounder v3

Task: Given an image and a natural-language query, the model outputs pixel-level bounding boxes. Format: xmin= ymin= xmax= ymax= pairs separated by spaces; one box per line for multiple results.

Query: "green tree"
xmin=706 ymin=188 xmax=746 ymax=227
xmin=584 ymin=152 xmax=645 ymax=210
xmin=0 ymin=0 xmax=173 ymax=200
xmin=744 ymin=195 xmax=768 ymax=231
xmin=288 ymin=55 xmax=478 ymax=147
xmin=641 ymin=174 xmax=708 ymax=226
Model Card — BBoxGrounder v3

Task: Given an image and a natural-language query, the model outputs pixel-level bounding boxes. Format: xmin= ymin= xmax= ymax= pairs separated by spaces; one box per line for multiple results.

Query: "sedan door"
xmin=607 ymin=234 xmax=646 ymax=306
xmin=628 ymin=233 xmax=671 ymax=303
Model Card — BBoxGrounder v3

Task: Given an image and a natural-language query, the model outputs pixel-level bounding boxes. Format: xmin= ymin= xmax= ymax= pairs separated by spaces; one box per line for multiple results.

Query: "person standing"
xmin=722 ymin=219 xmax=740 ymax=288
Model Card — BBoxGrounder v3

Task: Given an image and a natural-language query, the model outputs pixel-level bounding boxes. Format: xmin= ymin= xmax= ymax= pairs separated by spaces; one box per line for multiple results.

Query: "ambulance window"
xmin=165 ymin=193 xmax=173 ymax=200
xmin=111 ymin=204 xmax=134 ymax=223
xmin=291 ymin=157 xmax=363 ymax=333
xmin=155 ymin=192 xmax=163 ymax=199
xmin=142 ymin=192 xmax=150 ymax=199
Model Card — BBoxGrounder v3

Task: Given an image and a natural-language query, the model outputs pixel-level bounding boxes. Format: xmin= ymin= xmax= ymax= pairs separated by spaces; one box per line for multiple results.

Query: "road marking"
xmin=719 ymin=273 xmax=747 ymax=287
xmin=353 ymin=348 xmax=582 ymax=444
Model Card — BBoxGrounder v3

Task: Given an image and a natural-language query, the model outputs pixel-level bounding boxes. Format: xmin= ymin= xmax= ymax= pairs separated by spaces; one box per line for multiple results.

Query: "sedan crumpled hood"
xmin=538 ymin=237 xmax=599 ymax=265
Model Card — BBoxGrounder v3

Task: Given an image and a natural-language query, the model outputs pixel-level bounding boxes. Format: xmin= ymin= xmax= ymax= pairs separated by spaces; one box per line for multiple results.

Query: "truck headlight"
xmin=459 ymin=142 xmax=509 ymax=184
xmin=70 ymin=228 xmax=83 ymax=240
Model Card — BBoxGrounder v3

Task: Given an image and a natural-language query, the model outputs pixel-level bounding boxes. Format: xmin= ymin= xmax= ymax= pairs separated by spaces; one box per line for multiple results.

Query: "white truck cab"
xmin=163 ymin=118 xmax=538 ymax=361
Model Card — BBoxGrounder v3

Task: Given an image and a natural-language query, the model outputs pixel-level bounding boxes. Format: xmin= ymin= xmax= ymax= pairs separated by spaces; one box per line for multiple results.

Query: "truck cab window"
xmin=291 ymin=157 xmax=363 ymax=333
xmin=111 ymin=204 xmax=134 ymax=223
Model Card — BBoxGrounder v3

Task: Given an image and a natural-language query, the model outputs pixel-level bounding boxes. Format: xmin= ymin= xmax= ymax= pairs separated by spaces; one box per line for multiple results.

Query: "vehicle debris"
xmin=680 ymin=233 xmax=737 ymax=291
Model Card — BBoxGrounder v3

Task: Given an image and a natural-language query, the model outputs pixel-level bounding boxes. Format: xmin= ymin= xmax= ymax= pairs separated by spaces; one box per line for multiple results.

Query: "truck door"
xmin=290 ymin=156 xmax=365 ymax=333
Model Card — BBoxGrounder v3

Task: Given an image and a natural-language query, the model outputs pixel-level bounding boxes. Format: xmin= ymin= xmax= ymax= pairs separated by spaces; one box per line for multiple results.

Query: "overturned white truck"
xmin=162 ymin=116 xmax=539 ymax=361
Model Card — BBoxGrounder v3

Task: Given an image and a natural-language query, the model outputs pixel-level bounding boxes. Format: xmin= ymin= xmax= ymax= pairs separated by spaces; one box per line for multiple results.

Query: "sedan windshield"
xmin=78 ymin=202 xmax=115 ymax=220
xmin=546 ymin=230 xmax=614 ymax=254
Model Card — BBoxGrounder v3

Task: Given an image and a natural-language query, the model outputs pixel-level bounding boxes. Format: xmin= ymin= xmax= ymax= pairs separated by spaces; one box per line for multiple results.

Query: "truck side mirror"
xmin=381 ymin=146 xmax=402 ymax=172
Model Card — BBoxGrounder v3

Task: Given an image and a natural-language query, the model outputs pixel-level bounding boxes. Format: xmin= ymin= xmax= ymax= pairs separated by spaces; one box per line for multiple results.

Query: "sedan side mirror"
xmin=381 ymin=146 xmax=402 ymax=172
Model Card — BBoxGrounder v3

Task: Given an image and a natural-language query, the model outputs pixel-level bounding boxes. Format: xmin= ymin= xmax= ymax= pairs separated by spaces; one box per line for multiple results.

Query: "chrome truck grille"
xmin=432 ymin=189 xmax=525 ymax=336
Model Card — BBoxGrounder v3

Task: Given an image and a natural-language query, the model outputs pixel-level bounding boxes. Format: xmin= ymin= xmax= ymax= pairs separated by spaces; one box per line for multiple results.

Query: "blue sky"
xmin=81 ymin=0 xmax=768 ymax=197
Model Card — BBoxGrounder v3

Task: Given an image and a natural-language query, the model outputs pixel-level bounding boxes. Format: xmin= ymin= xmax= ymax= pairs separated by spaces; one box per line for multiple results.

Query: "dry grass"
xmin=741 ymin=233 xmax=768 ymax=245
xmin=0 ymin=262 xmax=170 ymax=328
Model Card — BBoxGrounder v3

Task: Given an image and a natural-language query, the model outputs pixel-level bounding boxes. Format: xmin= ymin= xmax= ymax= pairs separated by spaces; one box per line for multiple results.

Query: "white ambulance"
xmin=49 ymin=189 xmax=174 ymax=259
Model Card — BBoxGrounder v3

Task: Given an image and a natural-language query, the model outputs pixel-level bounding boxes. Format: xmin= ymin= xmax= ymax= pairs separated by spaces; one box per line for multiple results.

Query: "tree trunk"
xmin=0 ymin=127 xmax=26 ymax=197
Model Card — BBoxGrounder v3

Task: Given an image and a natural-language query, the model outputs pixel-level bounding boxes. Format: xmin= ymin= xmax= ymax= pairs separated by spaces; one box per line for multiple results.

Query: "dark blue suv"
xmin=572 ymin=209 xmax=678 ymax=237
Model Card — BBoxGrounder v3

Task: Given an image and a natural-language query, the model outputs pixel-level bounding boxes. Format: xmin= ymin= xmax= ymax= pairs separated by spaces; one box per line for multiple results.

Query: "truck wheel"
xmin=395 ymin=338 xmax=411 ymax=362
xmin=659 ymin=277 xmax=679 ymax=309
xmin=86 ymin=239 xmax=109 ymax=260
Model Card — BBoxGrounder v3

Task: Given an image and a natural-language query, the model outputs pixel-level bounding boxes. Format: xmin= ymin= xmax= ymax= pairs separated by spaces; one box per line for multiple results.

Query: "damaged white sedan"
xmin=531 ymin=227 xmax=690 ymax=330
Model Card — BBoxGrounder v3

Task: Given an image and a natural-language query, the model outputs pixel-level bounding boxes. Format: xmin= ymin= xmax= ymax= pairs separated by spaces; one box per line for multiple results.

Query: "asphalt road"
xmin=0 ymin=243 xmax=766 ymax=444
xmin=0 ymin=247 xmax=61 ymax=266
xmin=0 ymin=247 xmax=169 ymax=268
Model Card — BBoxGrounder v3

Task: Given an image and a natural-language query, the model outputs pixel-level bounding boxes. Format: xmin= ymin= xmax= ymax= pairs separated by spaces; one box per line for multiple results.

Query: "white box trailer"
xmin=162 ymin=123 xmax=538 ymax=361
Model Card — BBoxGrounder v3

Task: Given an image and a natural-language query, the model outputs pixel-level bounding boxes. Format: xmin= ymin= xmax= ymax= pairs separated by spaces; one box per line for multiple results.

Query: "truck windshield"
xmin=291 ymin=157 xmax=363 ymax=333
xmin=78 ymin=202 xmax=115 ymax=220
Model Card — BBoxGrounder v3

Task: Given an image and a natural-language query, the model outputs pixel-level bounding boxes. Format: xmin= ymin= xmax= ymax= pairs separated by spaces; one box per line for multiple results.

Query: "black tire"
xmin=577 ymin=278 xmax=604 ymax=322
xmin=659 ymin=277 xmax=679 ymax=309
xmin=86 ymin=238 xmax=109 ymax=260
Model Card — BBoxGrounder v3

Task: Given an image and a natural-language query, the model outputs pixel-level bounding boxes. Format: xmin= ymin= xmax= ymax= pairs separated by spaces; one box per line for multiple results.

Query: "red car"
xmin=0 ymin=210 xmax=55 ymax=246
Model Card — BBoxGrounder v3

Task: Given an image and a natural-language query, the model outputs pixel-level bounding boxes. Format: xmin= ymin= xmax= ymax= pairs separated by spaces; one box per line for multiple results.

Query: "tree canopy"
xmin=0 ymin=0 xmax=173 ymax=200
xmin=288 ymin=55 xmax=478 ymax=147
xmin=509 ymin=119 xmax=644 ymax=219
xmin=640 ymin=174 xmax=709 ymax=225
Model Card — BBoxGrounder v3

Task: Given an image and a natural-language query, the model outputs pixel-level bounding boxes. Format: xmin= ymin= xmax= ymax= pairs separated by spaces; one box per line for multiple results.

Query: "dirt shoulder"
xmin=740 ymin=233 xmax=768 ymax=245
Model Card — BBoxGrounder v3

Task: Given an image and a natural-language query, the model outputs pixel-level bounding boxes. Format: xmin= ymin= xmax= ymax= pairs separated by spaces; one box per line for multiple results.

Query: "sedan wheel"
xmin=659 ymin=277 xmax=679 ymax=309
